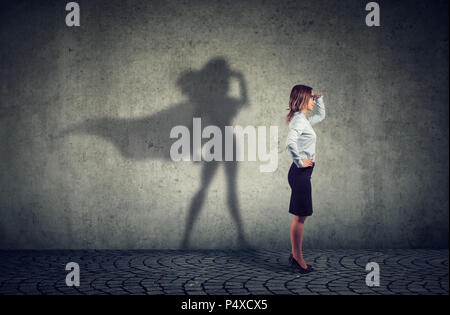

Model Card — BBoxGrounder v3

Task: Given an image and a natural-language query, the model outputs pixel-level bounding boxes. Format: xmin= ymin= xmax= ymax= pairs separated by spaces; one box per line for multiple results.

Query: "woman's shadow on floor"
xmin=55 ymin=56 xmax=252 ymax=250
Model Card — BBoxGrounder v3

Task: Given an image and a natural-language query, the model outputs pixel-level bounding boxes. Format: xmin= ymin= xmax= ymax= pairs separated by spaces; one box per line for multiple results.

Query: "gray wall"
xmin=0 ymin=0 xmax=448 ymax=249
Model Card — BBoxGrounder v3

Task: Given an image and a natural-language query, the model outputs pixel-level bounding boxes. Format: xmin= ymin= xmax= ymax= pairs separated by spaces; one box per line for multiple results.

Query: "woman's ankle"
xmin=292 ymin=254 xmax=303 ymax=262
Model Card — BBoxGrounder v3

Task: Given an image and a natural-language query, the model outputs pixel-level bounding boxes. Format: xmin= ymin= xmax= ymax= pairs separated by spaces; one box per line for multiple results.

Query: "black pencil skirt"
xmin=288 ymin=161 xmax=315 ymax=216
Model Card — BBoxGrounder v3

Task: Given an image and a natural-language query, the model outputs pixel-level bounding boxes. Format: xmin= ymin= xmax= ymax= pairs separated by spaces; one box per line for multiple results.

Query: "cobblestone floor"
xmin=0 ymin=249 xmax=447 ymax=295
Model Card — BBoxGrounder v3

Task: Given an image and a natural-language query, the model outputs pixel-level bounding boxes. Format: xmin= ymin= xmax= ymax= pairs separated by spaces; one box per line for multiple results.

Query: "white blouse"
xmin=285 ymin=96 xmax=326 ymax=168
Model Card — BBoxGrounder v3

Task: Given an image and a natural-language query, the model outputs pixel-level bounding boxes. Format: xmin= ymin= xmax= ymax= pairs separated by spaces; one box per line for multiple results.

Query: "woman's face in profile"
xmin=306 ymin=90 xmax=315 ymax=111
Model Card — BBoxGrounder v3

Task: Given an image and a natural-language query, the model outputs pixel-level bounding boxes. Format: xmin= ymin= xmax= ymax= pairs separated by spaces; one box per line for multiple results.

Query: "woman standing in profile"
xmin=285 ymin=85 xmax=326 ymax=273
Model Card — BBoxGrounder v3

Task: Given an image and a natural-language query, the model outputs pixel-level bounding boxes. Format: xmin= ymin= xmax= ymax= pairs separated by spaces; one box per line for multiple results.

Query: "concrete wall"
xmin=0 ymin=0 xmax=448 ymax=249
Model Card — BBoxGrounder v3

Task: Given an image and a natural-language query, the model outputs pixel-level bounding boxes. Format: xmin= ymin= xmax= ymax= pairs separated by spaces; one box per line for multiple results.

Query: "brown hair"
xmin=286 ymin=84 xmax=313 ymax=124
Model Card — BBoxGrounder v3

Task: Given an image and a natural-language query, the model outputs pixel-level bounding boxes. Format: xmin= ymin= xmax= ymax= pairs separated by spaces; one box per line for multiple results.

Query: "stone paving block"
xmin=225 ymin=289 xmax=250 ymax=294
xmin=185 ymin=290 xmax=208 ymax=295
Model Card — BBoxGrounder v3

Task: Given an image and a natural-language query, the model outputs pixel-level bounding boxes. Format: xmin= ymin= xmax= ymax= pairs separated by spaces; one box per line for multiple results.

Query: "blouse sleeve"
xmin=308 ymin=95 xmax=326 ymax=126
xmin=285 ymin=119 xmax=305 ymax=168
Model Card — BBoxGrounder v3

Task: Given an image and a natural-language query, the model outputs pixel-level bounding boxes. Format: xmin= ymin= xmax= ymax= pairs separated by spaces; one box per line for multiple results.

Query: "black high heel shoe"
xmin=289 ymin=253 xmax=314 ymax=274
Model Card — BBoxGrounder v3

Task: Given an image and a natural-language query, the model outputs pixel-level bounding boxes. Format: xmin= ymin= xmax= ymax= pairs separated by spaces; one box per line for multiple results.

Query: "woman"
xmin=285 ymin=84 xmax=325 ymax=273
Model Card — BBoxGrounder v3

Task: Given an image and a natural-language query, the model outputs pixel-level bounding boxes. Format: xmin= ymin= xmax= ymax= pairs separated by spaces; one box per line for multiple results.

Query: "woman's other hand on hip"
xmin=301 ymin=158 xmax=314 ymax=167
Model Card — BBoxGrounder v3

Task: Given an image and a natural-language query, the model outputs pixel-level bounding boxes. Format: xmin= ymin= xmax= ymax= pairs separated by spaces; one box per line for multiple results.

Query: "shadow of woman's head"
xmin=176 ymin=56 xmax=231 ymax=100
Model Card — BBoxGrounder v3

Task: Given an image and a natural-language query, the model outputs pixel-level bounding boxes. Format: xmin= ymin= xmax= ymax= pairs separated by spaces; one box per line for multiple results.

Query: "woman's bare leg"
xmin=290 ymin=215 xmax=308 ymax=269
